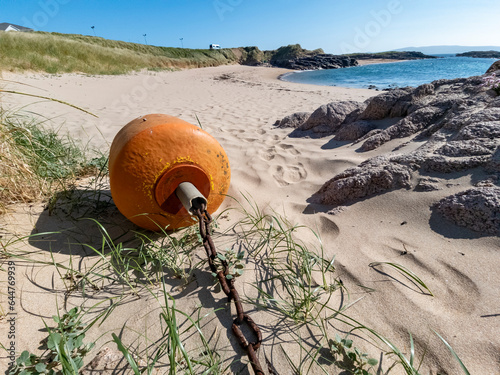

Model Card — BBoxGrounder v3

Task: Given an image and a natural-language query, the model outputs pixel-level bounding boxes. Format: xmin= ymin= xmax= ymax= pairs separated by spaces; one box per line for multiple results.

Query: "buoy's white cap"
xmin=175 ymin=182 xmax=207 ymax=213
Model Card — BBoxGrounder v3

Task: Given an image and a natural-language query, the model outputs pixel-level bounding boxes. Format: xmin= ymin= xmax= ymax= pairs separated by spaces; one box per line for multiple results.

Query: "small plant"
xmin=212 ymin=248 xmax=245 ymax=281
xmin=328 ymin=334 xmax=378 ymax=375
xmin=8 ymin=307 xmax=95 ymax=375
xmin=369 ymin=262 xmax=434 ymax=296
xmin=481 ymin=72 xmax=500 ymax=95
xmin=233 ymin=199 xmax=340 ymax=323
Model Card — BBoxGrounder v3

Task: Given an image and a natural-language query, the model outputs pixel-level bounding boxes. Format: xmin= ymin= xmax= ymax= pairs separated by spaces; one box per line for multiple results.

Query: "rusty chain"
xmin=193 ymin=203 xmax=265 ymax=375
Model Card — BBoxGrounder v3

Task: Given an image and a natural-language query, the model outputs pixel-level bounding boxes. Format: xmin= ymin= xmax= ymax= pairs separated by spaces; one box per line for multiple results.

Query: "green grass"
xmin=0 ymin=31 xmax=240 ymax=74
xmin=0 ymin=107 xmax=106 ymax=212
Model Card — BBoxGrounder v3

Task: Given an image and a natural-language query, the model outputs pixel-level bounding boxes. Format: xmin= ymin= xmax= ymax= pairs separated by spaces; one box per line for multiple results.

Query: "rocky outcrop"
xmin=433 ymin=188 xmax=500 ymax=234
xmin=457 ymin=51 xmax=500 ymax=58
xmin=487 ymin=60 xmax=500 ymax=73
xmin=268 ymin=44 xmax=357 ymax=70
xmin=277 ymin=54 xmax=358 ymax=70
xmin=275 ymin=70 xmax=500 ymax=234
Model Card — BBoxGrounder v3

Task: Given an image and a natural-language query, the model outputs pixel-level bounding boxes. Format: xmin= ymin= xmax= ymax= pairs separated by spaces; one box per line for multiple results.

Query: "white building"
xmin=0 ymin=23 xmax=33 ymax=32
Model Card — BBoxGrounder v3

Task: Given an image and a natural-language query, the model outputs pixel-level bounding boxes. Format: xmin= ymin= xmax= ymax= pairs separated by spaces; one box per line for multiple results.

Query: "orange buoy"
xmin=109 ymin=114 xmax=230 ymax=230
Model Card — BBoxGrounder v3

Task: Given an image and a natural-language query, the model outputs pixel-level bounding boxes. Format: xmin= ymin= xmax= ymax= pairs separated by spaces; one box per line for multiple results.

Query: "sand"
xmin=356 ymin=58 xmax=409 ymax=66
xmin=1 ymin=65 xmax=499 ymax=374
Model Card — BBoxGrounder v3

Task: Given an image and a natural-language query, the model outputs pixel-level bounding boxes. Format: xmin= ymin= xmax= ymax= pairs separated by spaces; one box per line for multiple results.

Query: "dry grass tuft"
xmin=0 ymin=107 xmax=106 ymax=214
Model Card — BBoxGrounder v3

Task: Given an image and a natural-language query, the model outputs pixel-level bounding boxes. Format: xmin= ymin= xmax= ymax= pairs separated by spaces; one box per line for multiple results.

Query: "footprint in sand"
xmin=272 ymin=163 xmax=307 ymax=186
xmin=278 ymin=143 xmax=301 ymax=155
xmin=259 ymin=146 xmax=276 ymax=161
xmin=259 ymin=143 xmax=300 ymax=162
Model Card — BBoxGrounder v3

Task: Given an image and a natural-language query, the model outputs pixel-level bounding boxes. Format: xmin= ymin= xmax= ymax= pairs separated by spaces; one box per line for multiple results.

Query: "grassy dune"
xmin=0 ymin=31 xmax=239 ymax=74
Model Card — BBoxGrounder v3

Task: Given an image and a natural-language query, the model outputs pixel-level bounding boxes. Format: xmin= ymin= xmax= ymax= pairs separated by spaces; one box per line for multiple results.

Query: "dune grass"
xmin=0 ymin=31 xmax=239 ymax=74
xmin=0 ymin=107 xmax=106 ymax=213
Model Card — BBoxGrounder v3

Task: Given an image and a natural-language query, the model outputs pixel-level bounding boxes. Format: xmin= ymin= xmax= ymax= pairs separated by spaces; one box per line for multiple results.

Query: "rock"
xmin=487 ymin=147 xmax=500 ymax=172
xmin=276 ymin=54 xmax=358 ymax=70
xmin=313 ymin=157 xmax=412 ymax=205
xmin=455 ymin=121 xmax=500 ymax=140
xmin=359 ymin=88 xmax=413 ymax=120
xmin=361 ymin=106 xmax=446 ymax=151
xmin=487 ymin=60 xmax=500 ymax=73
xmin=275 ymin=72 xmax=500 ymax=209
xmin=274 ymin=112 xmax=310 ymax=128
xmin=436 ymin=139 xmax=497 ymax=157
xmin=297 ymin=101 xmax=366 ymax=135
xmin=335 ymin=120 xmax=377 ymax=141
xmin=433 ymin=187 xmax=500 ymax=235
xmin=420 ymin=155 xmax=490 ymax=173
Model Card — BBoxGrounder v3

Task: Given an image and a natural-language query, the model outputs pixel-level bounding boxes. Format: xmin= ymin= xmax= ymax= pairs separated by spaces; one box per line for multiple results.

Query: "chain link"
xmin=193 ymin=204 xmax=265 ymax=375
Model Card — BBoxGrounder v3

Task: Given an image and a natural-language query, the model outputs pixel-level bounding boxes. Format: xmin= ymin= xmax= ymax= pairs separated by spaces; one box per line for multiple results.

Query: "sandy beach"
xmin=1 ymin=64 xmax=499 ymax=374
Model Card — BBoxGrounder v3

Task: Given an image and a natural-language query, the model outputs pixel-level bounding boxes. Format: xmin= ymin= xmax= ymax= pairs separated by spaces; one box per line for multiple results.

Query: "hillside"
xmin=0 ymin=31 xmax=241 ymax=74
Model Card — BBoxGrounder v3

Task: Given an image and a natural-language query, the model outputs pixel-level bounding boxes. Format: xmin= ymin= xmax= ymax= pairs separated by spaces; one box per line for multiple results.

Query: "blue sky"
xmin=1 ymin=0 xmax=499 ymax=53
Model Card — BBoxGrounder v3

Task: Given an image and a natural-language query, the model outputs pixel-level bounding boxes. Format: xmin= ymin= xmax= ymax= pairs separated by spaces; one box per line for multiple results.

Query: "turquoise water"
xmin=280 ymin=56 xmax=498 ymax=89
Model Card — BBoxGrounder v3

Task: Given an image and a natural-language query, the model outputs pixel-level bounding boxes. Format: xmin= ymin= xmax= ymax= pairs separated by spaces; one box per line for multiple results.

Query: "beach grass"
xmin=0 ymin=31 xmax=240 ymax=74
xmin=0 ymin=107 xmax=106 ymax=213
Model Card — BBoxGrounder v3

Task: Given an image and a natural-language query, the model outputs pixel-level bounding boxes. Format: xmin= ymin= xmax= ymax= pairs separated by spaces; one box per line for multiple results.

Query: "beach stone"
xmin=335 ymin=120 xmax=376 ymax=141
xmin=433 ymin=187 xmax=500 ymax=235
xmin=313 ymin=156 xmax=412 ymax=205
xmin=274 ymin=112 xmax=310 ymax=128
xmin=359 ymin=88 xmax=413 ymax=120
xmin=298 ymin=100 xmax=366 ymax=134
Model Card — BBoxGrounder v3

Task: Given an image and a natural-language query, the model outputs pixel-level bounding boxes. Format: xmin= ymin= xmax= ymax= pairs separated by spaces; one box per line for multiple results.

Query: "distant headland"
xmin=456 ymin=51 xmax=500 ymax=58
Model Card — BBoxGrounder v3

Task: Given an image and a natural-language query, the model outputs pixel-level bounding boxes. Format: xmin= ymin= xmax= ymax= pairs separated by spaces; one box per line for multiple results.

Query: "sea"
xmin=280 ymin=55 xmax=498 ymax=90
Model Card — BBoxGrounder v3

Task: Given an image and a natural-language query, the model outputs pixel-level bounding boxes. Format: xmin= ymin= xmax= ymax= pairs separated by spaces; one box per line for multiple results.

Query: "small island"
xmin=456 ymin=50 xmax=500 ymax=58
xmin=345 ymin=51 xmax=437 ymax=60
